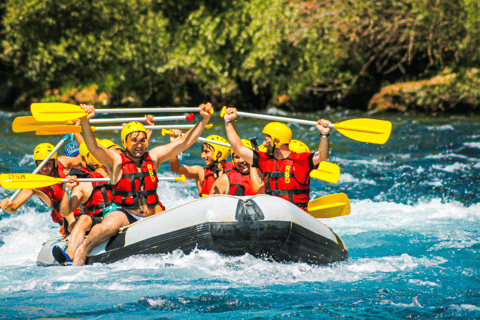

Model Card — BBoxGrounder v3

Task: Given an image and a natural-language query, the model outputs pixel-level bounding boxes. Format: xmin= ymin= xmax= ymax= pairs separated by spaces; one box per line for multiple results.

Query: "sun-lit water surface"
xmin=0 ymin=109 xmax=479 ymax=319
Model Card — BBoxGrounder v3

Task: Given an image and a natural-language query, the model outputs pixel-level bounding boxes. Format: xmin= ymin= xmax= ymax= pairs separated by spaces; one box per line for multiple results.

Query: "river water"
xmin=0 ymin=108 xmax=479 ymax=319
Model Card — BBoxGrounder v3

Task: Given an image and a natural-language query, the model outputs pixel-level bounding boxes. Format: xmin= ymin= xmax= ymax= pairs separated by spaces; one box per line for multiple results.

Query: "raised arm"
xmin=168 ymin=129 xmax=203 ymax=180
xmin=150 ymin=103 xmax=213 ymax=165
xmin=79 ymin=104 xmax=120 ymax=170
xmin=0 ymin=189 xmax=35 ymax=213
xmin=223 ymin=108 xmax=254 ymax=165
xmin=312 ymin=119 xmax=331 ymax=166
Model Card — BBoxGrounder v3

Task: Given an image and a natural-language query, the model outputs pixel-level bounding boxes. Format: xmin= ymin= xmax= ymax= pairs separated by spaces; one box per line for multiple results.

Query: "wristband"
xmin=321 ymin=133 xmax=329 ymax=138
xmin=225 ymin=120 xmax=233 ymax=124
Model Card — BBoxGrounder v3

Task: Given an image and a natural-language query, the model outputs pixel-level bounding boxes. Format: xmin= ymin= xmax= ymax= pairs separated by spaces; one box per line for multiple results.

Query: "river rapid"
xmin=0 ymin=108 xmax=479 ymax=319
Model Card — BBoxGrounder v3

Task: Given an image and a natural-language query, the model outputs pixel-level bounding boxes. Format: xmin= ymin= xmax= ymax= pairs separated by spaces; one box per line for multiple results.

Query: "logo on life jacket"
xmin=147 ymin=164 xmax=156 ymax=182
xmin=284 ymin=165 xmax=291 ymax=184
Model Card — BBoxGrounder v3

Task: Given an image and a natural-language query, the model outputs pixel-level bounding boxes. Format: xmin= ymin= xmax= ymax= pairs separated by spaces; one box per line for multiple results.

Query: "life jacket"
xmin=256 ymin=151 xmax=314 ymax=211
xmin=226 ymin=168 xmax=256 ymax=196
xmin=199 ymin=162 xmax=234 ymax=197
xmin=72 ymin=170 xmax=113 ymax=217
xmin=112 ymin=152 xmax=165 ymax=210
xmin=39 ymin=162 xmax=81 ymax=224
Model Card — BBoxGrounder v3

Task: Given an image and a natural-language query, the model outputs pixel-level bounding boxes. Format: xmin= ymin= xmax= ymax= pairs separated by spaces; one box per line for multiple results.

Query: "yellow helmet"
xmin=79 ymin=140 xmax=102 ymax=168
xmin=100 ymin=139 xmax=116 ymax=150
xmin=262 ymin=122 xmax=292 ymax=146
xmin=258 ymin=144 xmax=267 ymax=152
xmin=121 ymin=121 xmax=148 ymax=148
xmin=240 ymin=139 xmax=253 ymax=150
xmin=204 ymin=135 xmax=230 ymax=162
xmin=34 ymin=143 xmax=57 ymax=161
xmin=289 ymin=140 xmax=310 ymax=153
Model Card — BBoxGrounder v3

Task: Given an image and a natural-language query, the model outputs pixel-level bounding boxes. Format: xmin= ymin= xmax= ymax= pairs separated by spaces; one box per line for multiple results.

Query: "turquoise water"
xmin=0 ymin=109 xmax=479 ymax=319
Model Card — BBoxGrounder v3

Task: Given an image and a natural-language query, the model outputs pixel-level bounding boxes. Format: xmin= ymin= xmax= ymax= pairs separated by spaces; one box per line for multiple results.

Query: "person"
xmin=72 ymin=103 xmax=213 ymax=266
xmin=209 ymin=139 xmax=257 ymax=196
xmin=0 ymin=143 xmax=81 ymax=235
xmin=100 ymin=139 xmax=124 ymax=154
xmin=223 ymin=108 xmax=331 ymax=211
xmin=55 ymin=140 xmax=113 ymax=263
xmin=169 ymin=132 xmax=233 ymax=197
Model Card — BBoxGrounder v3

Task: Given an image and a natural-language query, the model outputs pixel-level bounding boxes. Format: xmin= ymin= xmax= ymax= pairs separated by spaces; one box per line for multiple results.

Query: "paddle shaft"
xmin=4 ymin=134 xmax=71 ymax=208
xmin=234 ymin=111 xmax=384 ymax=134
xmin=94 ymin=124 xmax=198 ymax=131
xmin=95 ymin=107 xmax=202 ymax=114
xmin=90 ymin=114 xmax=194 ymax=124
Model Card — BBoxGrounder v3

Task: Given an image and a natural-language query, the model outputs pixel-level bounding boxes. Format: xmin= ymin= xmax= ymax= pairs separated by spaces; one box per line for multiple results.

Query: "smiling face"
xmin=36 ymin=159 xmax=55 ymax=176
xmin=232 ymin=153 xmax=250 ymax=174
xmin=125 ymin=132 xmax=147 ymax=158
xmin=201 ymin=144 xmax=215 ymax=166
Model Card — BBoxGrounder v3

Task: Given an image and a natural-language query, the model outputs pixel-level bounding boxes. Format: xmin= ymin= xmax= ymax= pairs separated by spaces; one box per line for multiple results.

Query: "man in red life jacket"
xmin=223 ymin=108 xmax=331 ymax=211
xmin=210 ymin=139 xmax=258 ymax=196
xmin=72 ymin=103 xmax=213 ymax=266
xmin=54 ymin=141 xmax=113 ymax=263
xmin=169 ymin=131 xmax=233 ymax=197
xmin=0 ymin=143 xmax=82 ymax=235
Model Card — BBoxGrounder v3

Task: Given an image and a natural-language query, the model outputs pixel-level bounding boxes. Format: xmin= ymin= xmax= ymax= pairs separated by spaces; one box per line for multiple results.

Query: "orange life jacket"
xmin=199 ymin=162 xmax=234 ymax=197
xmin=111 ymin=152 xmax=164 ymax=210
xmin=226 ymin=168 xmax=256 ymax=196
xmin=254 ymin=151 xmax=315 ymax=210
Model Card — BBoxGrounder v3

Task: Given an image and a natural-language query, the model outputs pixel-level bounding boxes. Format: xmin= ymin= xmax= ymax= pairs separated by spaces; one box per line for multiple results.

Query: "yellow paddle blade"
xmin=310 ymin=161 xmax=340 ymax=184
xmin=307 ymin=193 xmax=351 ymax=218
xmin=0 ymin=173 xmax=61 ymax=189
xmin=36 ymin=125 xmax=82 ymax=135
xmin=31 ymin=103 xmax=87 ymax=122
xmin=12 ymin=116 xmax=71 ymax=133
xmin=334 ymin=118 xmax=392 ymax=144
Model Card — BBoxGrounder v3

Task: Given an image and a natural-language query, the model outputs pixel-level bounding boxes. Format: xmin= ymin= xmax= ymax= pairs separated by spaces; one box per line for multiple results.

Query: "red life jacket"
xmin=81 ymin=171 xmax=113 ymax=217
xmin=226 ymin=168 xmax=256 ymax=196
xmin=255 ymin=151 xmax=314 ymax=210
xmin=199 ymin=162 xmax=234 ymax=197
xmin=112 ymin=152 xmax=165 ymax=210
xmin=39 ymin=162 xmax=81 ymax=224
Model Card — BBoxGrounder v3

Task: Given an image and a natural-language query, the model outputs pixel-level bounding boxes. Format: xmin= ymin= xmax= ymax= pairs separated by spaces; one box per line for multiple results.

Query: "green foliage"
xmin=1 ymin=0 xmax=479 ymax=112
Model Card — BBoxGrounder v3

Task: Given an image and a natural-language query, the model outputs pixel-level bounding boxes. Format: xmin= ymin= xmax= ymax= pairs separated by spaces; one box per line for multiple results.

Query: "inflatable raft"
xmin=37 ymin=195 xmax=348 ymax=266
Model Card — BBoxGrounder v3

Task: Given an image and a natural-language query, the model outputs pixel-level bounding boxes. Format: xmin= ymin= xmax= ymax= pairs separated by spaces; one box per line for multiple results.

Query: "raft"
xmin=37 ymin=195 xmax=348 ymax=266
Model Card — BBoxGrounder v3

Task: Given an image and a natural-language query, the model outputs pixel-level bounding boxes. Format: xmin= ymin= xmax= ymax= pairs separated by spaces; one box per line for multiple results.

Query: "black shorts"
xmin=63 ymin=214 xmax=102 ymax=237
xmin=115 ymin=206 xmax=144 ymax=225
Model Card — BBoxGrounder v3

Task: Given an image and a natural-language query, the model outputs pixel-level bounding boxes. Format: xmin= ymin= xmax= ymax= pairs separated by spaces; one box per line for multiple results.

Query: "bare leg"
xmin=67 ymin=215 xmax=93 ymax=258
xmin=72 ymin=211 xmax=129 ymax=266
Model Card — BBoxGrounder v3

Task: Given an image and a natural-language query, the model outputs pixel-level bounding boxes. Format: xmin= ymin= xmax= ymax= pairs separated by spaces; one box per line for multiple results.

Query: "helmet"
xmin=121 ymin=121 xmax=148 ymax=148
xmin=241 ymin=139 xmax=253 ymax=150
xmin=100 ymin=139 xmax=116 ymax=150
xmin=289 ymin=140 xmax=310 ymax=153
xmin=204 ymin=135 xmax=230 ymax=162
xmin=79 ymin=140 xmax=102 ymax=167
xmin=258 ymin=144 xmax=267 ymax=152
xmin=262 ymin=122 xmax=292 ymax=146
xmin=34 ymin=143 xmax=57 ymax=161
xmin=64 ymin=140 xmax=79 ymax=157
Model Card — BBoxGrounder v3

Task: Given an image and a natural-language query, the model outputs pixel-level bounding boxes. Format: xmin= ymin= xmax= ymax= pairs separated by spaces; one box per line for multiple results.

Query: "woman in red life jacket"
xmin=210 ymin=139 xmax=258 ymax=196
xmin=222 ymin=108 xmax=331 ymax=211
xmin=56 ymin=140 xmax=113 ymax=261
xmin=0 ymin=143 xmax=81 ymax=236
xmin=72 ymin=102 xmax=213 ymax=266
xmin=169 ymin=131 xmax=233 ymax=197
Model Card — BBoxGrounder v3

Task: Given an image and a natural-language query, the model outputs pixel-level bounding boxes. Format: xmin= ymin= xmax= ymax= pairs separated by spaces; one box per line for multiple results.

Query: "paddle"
xmin=220 ymin=107 xmax=391 ymax=144
xmin=31 ymin=103 xmax=213 ymax=122
xmin=35 ymin=124 xmax=213 ymax=135
xmin=0 ymin=134 xmax=73 ymax=214
xmin=161 ymin=129 xmax=341 ymax=183
xmin=307 ymin=193 xmax=350 ymax=218
xmin=0 ymin=173 xmax=187 ymax=189
xmin=13 ymin=114 xmax=195 ymax=133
